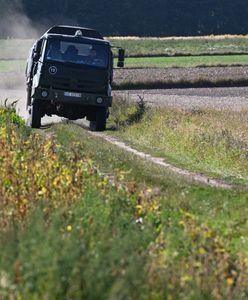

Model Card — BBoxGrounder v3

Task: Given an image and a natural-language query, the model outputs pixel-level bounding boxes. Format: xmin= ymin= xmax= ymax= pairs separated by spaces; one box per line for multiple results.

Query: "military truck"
xmin=25 ymin=25 xmax=125 ymax=130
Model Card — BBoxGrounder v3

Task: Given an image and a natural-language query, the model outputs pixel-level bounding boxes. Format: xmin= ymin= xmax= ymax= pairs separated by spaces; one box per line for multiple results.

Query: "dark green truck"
xmin=25 ymin=25 xmax=125 ymax=130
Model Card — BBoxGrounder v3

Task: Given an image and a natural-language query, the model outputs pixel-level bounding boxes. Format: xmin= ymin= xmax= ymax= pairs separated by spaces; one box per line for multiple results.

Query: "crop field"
xmin=2 ymin=35 xmax=248 ymax=60
xmin=2 ymin=55 xmax=248 ymax=73
xmin=122 ymin=55 xmax=248 ymax=68
xmin=110 ymin=35 xmax=248 ymax=57
xmin=1 ymin=35 xmax=248 ymax=77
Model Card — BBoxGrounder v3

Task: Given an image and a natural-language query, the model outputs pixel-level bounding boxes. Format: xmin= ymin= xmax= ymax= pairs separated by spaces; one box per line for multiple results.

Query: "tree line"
xmin=1 ymin=0 xmax=248 ymax=37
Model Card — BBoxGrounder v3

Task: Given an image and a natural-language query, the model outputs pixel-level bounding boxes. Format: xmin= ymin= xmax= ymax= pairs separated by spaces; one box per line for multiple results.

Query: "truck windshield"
xmin=45 ymin=39 xmax=109 ymax=68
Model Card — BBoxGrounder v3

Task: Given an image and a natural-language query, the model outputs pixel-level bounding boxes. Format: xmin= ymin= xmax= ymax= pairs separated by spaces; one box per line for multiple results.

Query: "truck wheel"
xmin=89 ymin=108 xmax=107 ymax=131
xmin=26 ymin=85 xmax=32 ymax=110
xmin=30 ymin=100 xmax=42 ymax=128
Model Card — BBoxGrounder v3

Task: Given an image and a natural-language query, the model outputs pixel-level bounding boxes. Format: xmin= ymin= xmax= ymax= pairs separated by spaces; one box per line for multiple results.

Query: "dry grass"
xmin=111 ymin=105 xmax=248 ymax=183
xmin=0 ymin=106 xmax=248 ymax=299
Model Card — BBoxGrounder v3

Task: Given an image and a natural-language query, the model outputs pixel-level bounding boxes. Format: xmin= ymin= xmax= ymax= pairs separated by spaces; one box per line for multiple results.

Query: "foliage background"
xmin=1 ymin=0 xmax=248 ymax=37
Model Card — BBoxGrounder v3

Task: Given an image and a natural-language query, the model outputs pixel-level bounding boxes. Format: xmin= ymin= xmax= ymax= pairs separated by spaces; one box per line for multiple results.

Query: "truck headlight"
xmin=96 ymin=97 xmax=103 ymax=104
xmin=41 ymin=90 xmax=48 ymax=98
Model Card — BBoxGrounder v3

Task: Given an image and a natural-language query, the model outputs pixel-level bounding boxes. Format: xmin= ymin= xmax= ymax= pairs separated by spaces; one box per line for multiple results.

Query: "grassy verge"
xmin=108 ymin=98 xmax=248 ymax=184
xmin=0 ymin=104 xmax=248 ymax=299
xmin=110 ymin=36 xmax=248 ymax=57
xmin=117 ymin=55 xmax=248 ymax=68
xmin=0 ymin=60 xmax=26 ymax=72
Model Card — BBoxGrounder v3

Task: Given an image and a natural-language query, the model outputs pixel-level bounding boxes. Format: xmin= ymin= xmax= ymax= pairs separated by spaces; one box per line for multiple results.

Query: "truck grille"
xmin=52 ymin=77 xmax=71 ymax=88
xmin=47 ymin=77 xmax=106 ymax=93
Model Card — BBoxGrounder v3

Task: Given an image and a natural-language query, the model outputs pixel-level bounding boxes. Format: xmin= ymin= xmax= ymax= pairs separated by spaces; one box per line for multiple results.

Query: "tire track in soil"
xmin=73 ymin=121 xmax=233 ymax=189
xmin=0 ymin=88 xmax=239 ymax=188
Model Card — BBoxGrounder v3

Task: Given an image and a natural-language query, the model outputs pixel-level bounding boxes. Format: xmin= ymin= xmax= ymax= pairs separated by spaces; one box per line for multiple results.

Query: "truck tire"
xmin=30 ymin=99 xmax=42 ymax=128
xmin=26 ymin=85 xmax=32 ymax=110
xmin=89 ymin=107 xmax=107 ymax=131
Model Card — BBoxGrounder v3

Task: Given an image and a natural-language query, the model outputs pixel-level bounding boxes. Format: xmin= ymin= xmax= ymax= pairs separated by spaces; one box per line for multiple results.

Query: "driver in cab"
xmin=86 ymin=47 xmax=98 ymax=65
xmin=63 ymin=45 xmax=79 ymax=62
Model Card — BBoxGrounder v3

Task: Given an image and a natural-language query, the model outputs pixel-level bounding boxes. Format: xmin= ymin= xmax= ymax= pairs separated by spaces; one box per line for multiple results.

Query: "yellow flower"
xmin=198 ymin=247 xmax=206 ymax=255
xmin=66 ymin=225 xmax=72 ymax=232
xmin=181 ymin=275 xmax=192 ymax=283
xmin=135 ymin=204 xmax=143 ymax=216
xmin=226 ymin=277 xmax=234 ymax=286
xmin=37 ymin=187 xmax=47 ymax=196
xmin=179 ymin=220 xmax=185 ymax=226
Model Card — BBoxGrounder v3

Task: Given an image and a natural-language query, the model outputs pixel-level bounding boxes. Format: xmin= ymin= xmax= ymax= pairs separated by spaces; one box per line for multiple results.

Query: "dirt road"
xmin=1 ymin=86 xmax=248 ymax=125
xmin=114 ymin=86 xmax=248 ymax=111
xmin=0 ymin=89 xmax=61 ymax=124
xmin=1 ymin=86 xmax=244 ymax=187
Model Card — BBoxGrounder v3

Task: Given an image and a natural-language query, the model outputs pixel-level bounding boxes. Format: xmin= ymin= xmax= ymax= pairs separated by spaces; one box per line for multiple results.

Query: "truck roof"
xmin=46 ymin=25 xmax=104 ymax=39
xmin=45 ymin=34 xmax=110 ymax=47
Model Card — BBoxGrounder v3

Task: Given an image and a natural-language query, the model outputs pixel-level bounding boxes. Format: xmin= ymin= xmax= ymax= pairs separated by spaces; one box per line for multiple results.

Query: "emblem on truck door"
xmin=49 ymin=66 xmax=57 ymax=75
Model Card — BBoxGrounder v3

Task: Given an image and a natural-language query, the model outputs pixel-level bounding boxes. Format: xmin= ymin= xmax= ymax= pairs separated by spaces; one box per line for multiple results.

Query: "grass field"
xmin=0 ymin=105 xmax=247 ymax=299
xmin=0 ymin=60 xmax=25 ymax=72
xmin=0 ymin=39 xmax=33 ymax=60
xmin=1 ymin=36 xmax=248 ymax=60
xmin=108 ymin=98 xmax=248 ymax=184
xmin=110 ymin=36 xmax=248 ymax=57
xmin=1 ymin=54 xmax=248 ymax=73
xmin=122 ymin=54 xmax=248 ymax=68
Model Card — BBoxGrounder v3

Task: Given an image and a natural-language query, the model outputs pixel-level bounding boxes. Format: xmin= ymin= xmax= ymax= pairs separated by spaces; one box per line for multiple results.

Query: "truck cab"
xmin=25 ymin=25 xmax=124 ymax=130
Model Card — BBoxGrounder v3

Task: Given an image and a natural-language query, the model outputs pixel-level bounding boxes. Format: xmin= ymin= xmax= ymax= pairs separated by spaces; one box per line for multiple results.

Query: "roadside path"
xmin=0 ymin=86 xmax=246 ymax=188
xmin=74 ymin=122 xmax=233 ymax=189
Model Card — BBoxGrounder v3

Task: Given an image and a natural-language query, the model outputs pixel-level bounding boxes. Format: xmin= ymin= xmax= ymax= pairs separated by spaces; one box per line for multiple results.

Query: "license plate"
xmin=64 ymin=92 xmax=82 ymax=98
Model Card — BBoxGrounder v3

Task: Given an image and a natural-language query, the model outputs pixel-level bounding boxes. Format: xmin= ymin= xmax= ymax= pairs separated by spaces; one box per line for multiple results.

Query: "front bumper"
xmin=32 ymin=87 xmax=112 ymax=107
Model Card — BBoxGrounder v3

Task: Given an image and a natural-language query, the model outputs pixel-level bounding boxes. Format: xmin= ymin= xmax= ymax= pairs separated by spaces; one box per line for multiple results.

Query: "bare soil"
xmin=113 ymin=66 xmax=248 ymax=85
xmin=2 ymin=65 xmax=248 ymax=90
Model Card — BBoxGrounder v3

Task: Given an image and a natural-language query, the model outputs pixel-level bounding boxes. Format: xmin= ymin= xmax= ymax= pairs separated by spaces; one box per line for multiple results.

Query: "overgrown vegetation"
xmin=109 ymin=95 xmax=148 ymax=129
xmin=110 ymin=100 xmax=248 ymax=184
xmin=0 ymin=106 xmax=247 ymax=299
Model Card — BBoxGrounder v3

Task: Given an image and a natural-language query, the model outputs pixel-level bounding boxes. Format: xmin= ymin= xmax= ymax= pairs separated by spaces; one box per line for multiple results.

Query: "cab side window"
xmin=33 ymin=39 xmax=43 ymax=61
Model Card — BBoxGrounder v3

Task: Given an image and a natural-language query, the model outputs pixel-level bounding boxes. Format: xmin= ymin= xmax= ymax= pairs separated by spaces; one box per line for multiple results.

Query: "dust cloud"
xmin=0 ymin=1 xmax=40 ymax=39
xmin=0 ymin=2 xmax=37 ymax=92
xmin=0 ymin=72 xmax=25 ymax=89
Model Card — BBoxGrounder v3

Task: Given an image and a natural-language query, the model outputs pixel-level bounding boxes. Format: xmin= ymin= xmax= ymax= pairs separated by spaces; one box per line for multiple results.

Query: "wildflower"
xmin=181 ymin=275 xmax=192 ymax=283
xmin=66 ymin=225 xmax=72 ymax=232
xmin=38 ymin=187 xmax=47 ymax=196
xmin=135 ymin=204 xmax=143 ymax=216
xmin=198 ymin=247 xmax=206 ymax=255
xmin=226 ymin=277 xmax=234 ymax=286
xmin=179 ymin=220 xmax=185 ymax=226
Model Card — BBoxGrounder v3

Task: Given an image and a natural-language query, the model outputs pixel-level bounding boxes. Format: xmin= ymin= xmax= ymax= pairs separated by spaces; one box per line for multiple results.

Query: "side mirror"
xmin=33 ymin=52 xmax=40 ymax=61
xmin=117 ymin=48 xmax=125 ymax=68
